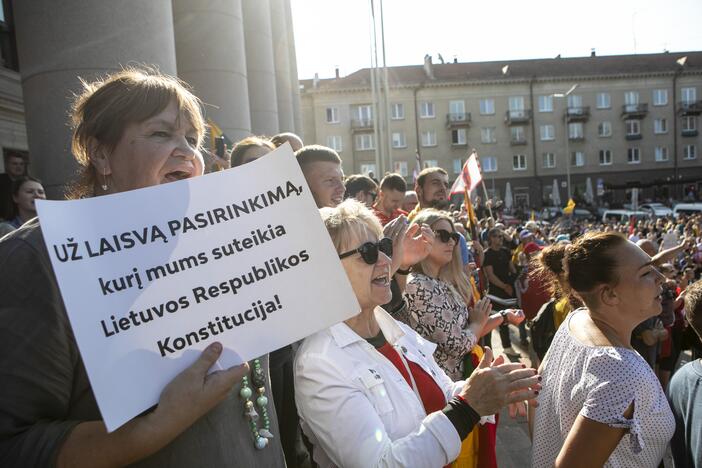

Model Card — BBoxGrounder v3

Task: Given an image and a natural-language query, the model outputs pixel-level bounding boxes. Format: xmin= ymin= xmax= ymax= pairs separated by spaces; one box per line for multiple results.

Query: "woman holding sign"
xmin=0 ymin=69 xmax=286 ymax=467
xmin=294 ymin=199 xmax=541 ymax=468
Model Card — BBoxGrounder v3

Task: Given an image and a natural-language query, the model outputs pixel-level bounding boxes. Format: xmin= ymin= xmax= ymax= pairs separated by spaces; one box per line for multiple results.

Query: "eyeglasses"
xmin=338 ymin=237 xmax=393 ymax=264
xmin=434 ymin=229 xmax=460 ymax=244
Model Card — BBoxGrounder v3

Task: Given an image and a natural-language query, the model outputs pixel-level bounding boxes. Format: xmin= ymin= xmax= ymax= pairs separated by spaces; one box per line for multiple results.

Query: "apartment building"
xmin=300 ymin=52 xmax=702 ymax=208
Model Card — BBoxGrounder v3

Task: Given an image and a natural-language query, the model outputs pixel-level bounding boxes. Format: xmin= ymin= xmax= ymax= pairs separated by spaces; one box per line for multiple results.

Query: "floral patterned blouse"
xmin=399 ymin=272 xmax=478 ymax=380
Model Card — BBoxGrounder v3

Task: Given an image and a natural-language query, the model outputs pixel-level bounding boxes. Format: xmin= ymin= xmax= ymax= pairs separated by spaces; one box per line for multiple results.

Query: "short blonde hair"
xmin=69 ymin=66 xmax=206 ymax=198
xmin=320 ymin=199 xmax=383 ymax=254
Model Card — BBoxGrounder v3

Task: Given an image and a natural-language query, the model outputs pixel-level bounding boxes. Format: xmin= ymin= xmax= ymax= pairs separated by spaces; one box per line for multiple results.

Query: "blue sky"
xmin=291 ymin=0 xmax=702 ymax=79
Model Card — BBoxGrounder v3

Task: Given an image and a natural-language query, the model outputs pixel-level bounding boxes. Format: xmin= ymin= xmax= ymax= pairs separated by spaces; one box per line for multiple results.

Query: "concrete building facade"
xmin=0 ymin=0 xmax=301 ymax=197
xmin=301 ymin=52 xmax=702 ymax=208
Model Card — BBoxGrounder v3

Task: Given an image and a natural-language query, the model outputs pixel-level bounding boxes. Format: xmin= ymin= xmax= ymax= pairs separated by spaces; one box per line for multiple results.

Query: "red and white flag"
xmin=450 ymin=152 xmax=482 ymax=195
xmin=412 ymin=150 xmax=422 ymax=182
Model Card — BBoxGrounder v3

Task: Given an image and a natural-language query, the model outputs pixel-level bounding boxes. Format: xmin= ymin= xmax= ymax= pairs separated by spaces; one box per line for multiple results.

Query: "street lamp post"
xmin=553 ymin=84 xmax=578 ymax=200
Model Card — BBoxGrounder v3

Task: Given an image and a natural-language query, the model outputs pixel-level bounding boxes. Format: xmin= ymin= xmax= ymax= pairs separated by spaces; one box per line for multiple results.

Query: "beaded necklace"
xmin=239 ymin=358 xmax=273 ymax=449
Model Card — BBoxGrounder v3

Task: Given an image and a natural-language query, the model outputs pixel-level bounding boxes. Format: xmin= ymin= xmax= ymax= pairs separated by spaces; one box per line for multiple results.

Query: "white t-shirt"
xmin=531 ymin=309 xmax=675 ymax=468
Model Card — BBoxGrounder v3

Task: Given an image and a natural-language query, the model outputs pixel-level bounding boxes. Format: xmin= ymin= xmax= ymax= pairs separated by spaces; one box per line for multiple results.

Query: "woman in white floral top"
xmin=399 ymin=209 xmax=524 ymax=380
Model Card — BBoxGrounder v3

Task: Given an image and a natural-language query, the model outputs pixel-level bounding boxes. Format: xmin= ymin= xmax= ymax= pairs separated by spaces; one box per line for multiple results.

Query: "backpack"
xmin=529 ymin=299 xmax=557 ymax=361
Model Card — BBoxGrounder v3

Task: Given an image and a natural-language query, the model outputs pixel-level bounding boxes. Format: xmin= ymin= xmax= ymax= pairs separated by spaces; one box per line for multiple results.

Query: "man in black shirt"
xmin=482 ymin=227 xmax=517 ymax=353
xmin=0 ymin=153 xmax=27 ymax=220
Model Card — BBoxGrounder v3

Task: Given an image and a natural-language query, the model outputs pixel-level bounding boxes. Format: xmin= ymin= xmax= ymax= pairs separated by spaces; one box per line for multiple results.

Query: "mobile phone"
xmin=215 ymin=136 xmax=225 ymax=157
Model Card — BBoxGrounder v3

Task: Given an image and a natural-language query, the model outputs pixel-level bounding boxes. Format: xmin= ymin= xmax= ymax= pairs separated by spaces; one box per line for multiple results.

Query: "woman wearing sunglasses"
xmin=294 ymin=200 xmax=540 ymax=468
xmin=401 ymin=209 xmax=525 ymax=381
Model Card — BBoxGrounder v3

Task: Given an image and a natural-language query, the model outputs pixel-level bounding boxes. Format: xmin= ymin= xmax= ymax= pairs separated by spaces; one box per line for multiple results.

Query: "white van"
xmin=673 ymin=203 xmax=702 ymax=217
xmin=601 ymin=210 xmax=648 ymax=224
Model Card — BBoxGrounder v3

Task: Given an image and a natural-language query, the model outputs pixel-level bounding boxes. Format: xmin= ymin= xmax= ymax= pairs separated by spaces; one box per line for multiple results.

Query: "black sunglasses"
xmin=339 ymin=237 xmax=393 ymax=264
xmin=434 ymin=229 xmax=460 ymax=244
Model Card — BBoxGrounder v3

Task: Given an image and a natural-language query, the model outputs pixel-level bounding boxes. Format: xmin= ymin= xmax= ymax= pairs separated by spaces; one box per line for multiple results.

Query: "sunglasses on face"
xmin=434 ymin=229 xmax=460 ymax=244
xmin=338 ymin=237 xmax=393 ymax=264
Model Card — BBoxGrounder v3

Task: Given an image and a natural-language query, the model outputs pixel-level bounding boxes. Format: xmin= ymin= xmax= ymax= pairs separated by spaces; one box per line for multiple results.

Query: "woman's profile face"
xmin=13 ymin=180 xmax=45 ymax=213
xmin=610 ymin=241 xmax=665 ymax=320
xmin=103 ymin=100 xmax=204 ymax=193
xmin=339 ymin=225 xmax=392 ymax=311
xmin=427 ymin=218 xmax=456 ymax=268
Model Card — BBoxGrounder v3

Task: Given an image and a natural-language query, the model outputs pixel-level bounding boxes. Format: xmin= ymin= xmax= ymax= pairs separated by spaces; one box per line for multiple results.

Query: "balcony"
xmin=446 ymin=113 xmax=471 ymax=127
xmin=351 ymin=118 xmax=374 ymax=132
xmin=504 ymin=109 xmax=532 ymax=125
xmin=621 ymin=103 xmax=648 ymax=119
xmin=568 ymin=135 xmax=585 ymax=142
xmin=510 ymin=136 xmax=527 ymax=146
xmin=679 ymin=101 xmax=702 ymax=115
xmin=565 ymin=106 xmax=590 ymax=122
xmin=682 ymin=128 xmax=699 ymax=137
xmin=625 ymin=133 xmax=643 ymax=141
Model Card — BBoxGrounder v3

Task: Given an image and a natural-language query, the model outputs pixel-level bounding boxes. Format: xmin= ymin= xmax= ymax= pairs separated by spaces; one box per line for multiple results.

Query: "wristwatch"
xmin=500 ymin=310 xmax=510 ymax=323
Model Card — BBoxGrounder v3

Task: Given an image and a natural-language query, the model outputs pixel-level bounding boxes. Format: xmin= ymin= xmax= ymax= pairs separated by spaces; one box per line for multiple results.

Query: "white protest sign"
xmin=37 ymin=145 xmax=360 ymax=432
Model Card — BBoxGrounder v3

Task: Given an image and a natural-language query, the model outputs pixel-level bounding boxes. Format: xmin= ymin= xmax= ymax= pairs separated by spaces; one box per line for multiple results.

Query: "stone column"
xmin=13 ymin=0 xmax=177 ymax=197
xmin=269 ymin=0 xmax=294 ymax=132
xmin=242 ymin=0 xmax=279 ymax=136
xmin=284 ymin=0 xmax=302 ymax=136
xmin=173 ymin=0 xmax=251 ymax=144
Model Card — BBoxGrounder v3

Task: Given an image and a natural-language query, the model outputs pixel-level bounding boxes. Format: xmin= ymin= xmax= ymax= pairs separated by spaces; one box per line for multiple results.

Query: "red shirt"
xmin=372 ymin=207 xmax=408 ymax=226
xmin=376 ymin=343 xmax=447 ymax=414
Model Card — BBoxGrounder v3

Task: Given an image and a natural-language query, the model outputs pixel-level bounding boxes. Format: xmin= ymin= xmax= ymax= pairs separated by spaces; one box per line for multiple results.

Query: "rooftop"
xmin=300 ymin=51 xmax=702 ymax=92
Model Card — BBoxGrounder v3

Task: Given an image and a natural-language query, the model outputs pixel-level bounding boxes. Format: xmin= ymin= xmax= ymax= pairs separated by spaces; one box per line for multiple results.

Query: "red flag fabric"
xmin=450 ymin=152 xmax=482 ymax=195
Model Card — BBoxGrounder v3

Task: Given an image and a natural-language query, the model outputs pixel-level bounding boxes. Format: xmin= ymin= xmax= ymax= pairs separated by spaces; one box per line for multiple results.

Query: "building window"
xmin=571 ymin=151 xmax=585 ymax=167
xmin=596 ymin=93 xmax=611 ymax=109
xmin=538 ymin=95 xmax=553 ymax=112
xmin=355 ymin=133 xmax=375 ymax=151
xmin=542 ymin=152 xmax=556 ymax=168
xmin=423 ymin=159 xmax=438 ymax=168
xmin=326 ymin=135 xmax=342 ymax=152
xmin=684 ymin=145 xmax=697 ymax=160
xmin=508 ymin=96 xmax=525 ymax=110
xmin=360 ymin=163 xmax=376 ymax=175
xmin=625 ymin=120 xmax=641 ymax=136
xmin=356 ymin=105 xmax=373 ymax=125
xmin=511 ymin=126 xmax=526 ymax=143
xmin=681 ymin=87 xmax=697 ymax=104
xmin=421 ymin=130 xmax=437 ymax=147
xmin=682 ymin=116 xmax=697 ymax=131
xmin=326 ymin=107 xmax=339 ymax=123
xmin=453 ymin=159 xmax=463 ymax=174
xmin=449 ymin=100 xmax=466 ymax=120
xmin=391 ymin=132 xmax=406 ymax=148
xmin=597 ymin=121 xmax=612 ymax=137
xmin=652 ymin=89 xmax=668 ymax=106
xmin=627 ymin=147 xmax=641 ymax=164
xmin=567 ymin=94 xmax=583 ymax=108
xmin=393 ymin=161 xmax=408 ymax=176
xmin=540 ymin=124 xmax=555 ymax=141
xmin=420 ymin=101 xmax=435 ymax=118
xmin=654 ymin=118 xmax=668 ymax=134
xmin=451 ymin=128 xmax=467 ymax=145
xmin=568 ymin=122 xmax=584 ymax=139
xmin=599 ymin=150 xmax=612 ymax=165
xmin=481 ymin=127 xmax=496 ymax=143
xmin=479 ymin=98 xmax=495 ymax=115
xmin=655 ymin=147 xmax=669 ymax=162
xmin=512 ymin=154 xmax=527 ymax=171
xmin=391 ymin=103 xmax=404 ymax=120
xmin=482 ymin=156 xmax=497 ymax=172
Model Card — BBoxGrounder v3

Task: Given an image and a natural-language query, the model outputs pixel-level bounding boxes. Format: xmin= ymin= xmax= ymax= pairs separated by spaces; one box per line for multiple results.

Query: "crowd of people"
xmin=1 ymin=67 xmax=701 ymax=468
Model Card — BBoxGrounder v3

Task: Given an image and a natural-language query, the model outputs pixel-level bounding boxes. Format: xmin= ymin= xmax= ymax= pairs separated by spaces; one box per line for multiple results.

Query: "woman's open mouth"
xmin=163 ymin=170 xmax=192 ymax=182
xmin=372 ymin=273 xmax=389 ymax=286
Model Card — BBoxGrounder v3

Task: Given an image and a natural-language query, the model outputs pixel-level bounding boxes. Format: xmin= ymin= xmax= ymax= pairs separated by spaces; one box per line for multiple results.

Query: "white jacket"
xmin=294 ymin=306 xmax=465 ymax=468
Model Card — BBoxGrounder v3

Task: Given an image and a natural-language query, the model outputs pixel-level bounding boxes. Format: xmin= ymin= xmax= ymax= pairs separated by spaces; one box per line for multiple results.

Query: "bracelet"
xmin=396 ymin=267 xmax=411 ymax=275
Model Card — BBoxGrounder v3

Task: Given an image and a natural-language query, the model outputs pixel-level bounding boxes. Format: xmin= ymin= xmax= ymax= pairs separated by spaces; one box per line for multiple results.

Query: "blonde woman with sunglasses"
xmin=293 ymin=200 xmax=540 ymax=468
xmin=400 ymin=209 xmax=525 ymax=381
